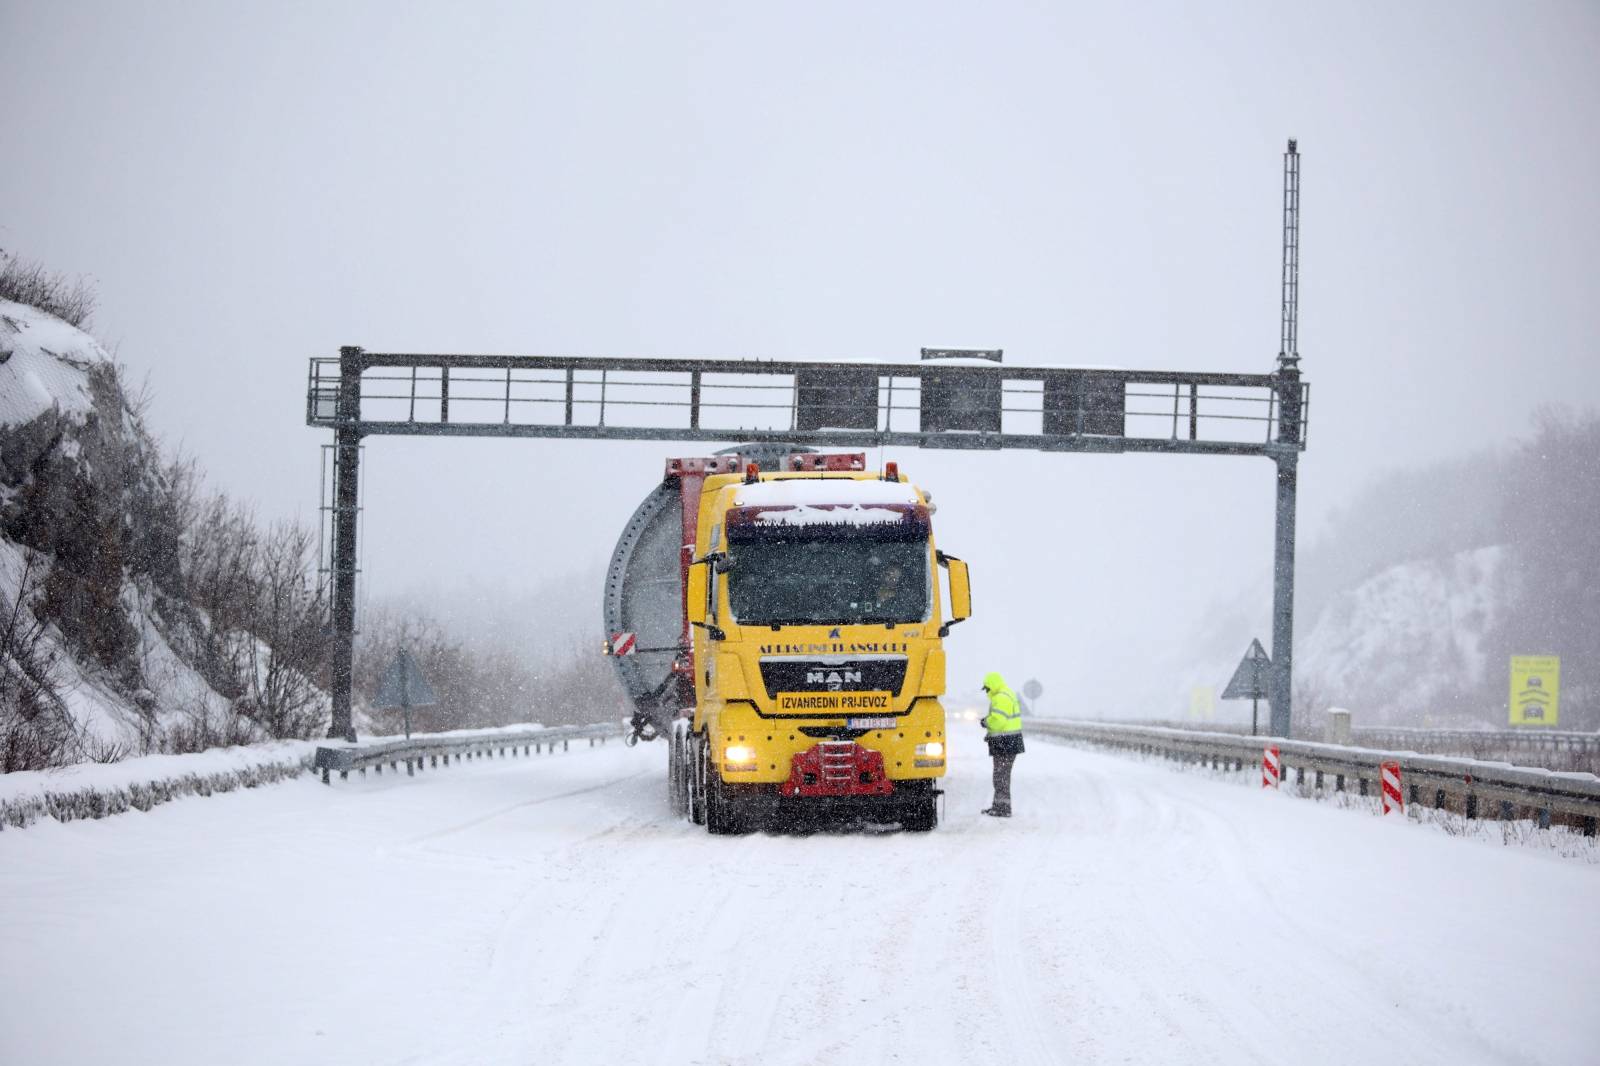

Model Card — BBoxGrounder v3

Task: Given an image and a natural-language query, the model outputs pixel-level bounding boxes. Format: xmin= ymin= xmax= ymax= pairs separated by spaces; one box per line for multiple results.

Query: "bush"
xmin=0 ymin=248 xmax=96 ymax=327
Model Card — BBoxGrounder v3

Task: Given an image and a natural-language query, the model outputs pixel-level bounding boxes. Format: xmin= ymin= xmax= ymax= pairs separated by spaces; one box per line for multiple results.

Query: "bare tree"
xmin=239 ymin=521 xmax=329 ymax=739
xmin=0 ymin=549 xmax=77 ymax=771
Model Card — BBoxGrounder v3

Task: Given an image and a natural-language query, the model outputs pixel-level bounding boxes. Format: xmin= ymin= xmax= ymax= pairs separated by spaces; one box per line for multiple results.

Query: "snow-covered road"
xmin=2 ymin=735 xmax=1595 ymax=1065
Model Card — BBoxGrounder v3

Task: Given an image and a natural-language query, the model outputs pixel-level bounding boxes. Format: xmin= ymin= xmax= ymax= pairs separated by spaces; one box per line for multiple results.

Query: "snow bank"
xmin=0 ymin=298 xmax=99 ymax=427
xmin=0 ymin=723 xmax=567 ymax=830
xmin=0 ymin=740 xmax=319 ymax=830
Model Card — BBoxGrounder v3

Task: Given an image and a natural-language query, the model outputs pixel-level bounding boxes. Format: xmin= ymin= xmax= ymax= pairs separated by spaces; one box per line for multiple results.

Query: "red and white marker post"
xmin=1381 ymin=760 xmax=1404 ymax=815
xmin=1261 ymin=745 xmax=1281 ymax=789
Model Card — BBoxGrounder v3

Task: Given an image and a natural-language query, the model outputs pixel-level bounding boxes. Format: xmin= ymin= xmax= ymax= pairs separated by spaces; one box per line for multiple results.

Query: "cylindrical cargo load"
xmin=603 ymin=479 xmax=688 ymax=740
xmin=604 ymin=445 xmax=810 ymax=739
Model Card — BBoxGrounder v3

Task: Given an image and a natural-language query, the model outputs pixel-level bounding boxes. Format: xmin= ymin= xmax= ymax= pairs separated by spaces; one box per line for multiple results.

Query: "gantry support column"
xmin=1268 ymin=365 xmax=1303 ymax=739
xmin=328 ymin=345 xmax=363 ymax=742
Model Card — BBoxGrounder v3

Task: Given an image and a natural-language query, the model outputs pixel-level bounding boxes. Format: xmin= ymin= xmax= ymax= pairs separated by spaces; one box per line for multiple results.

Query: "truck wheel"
xmin=705 ymin=761 xmax=736 ymax=835
xmin=689 ymin=734 xmax=708 ymax=826
xmin=901 ymin=791 xmax=938 ymax=832
xmin=667 ymin=729 xmax=681 ymax=811
xmin=671 ymin=725 xmax=695 ymax=818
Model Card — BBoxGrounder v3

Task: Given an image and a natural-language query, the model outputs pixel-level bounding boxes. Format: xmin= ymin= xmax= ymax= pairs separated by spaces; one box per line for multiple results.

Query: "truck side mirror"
xmin=686 ymin=557 xmax=725 ymax=639
xmin=686 ymin=559 xmax=708 ymax=626
xmin=937 ymin=551 xmax=972 ymax=637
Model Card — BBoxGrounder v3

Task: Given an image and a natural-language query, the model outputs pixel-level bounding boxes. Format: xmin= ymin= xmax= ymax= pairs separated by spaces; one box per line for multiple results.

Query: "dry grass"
xmin=0 ymin=248 xmax=97 ymax=327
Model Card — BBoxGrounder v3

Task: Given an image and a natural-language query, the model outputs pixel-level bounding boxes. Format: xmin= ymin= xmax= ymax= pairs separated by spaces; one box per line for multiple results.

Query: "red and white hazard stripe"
xmin=1381 ymin=760 xmax=1404 ymax=815
xmin=610 ymin=632 xmax=637 ymax=657
xmin=1261 ymin=745 xmax=1281 ymax=789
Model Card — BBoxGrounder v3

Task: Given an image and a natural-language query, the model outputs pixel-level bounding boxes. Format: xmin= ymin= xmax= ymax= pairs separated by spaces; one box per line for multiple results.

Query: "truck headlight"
xmin=724 ymin=745 xmax=756 ymax=766
xmin=915 ymin=742 xmax=944 ymax=757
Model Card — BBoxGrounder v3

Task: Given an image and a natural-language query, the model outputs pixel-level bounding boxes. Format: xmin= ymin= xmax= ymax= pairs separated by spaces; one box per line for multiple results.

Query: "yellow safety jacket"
xmin=984 ymin=686 xmax=1023 ymax=737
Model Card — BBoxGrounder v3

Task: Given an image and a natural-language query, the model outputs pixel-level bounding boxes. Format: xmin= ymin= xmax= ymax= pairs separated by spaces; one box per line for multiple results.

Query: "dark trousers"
xmin=991 ymin=753 xmax=1016 ymax=812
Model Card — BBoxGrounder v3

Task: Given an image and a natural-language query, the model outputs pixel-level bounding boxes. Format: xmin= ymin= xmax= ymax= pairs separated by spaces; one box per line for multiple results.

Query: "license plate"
xmin=775 ymin=691 xmax=893 ymax=714
xmin=849 ymin=717 xmax=898 ymax=730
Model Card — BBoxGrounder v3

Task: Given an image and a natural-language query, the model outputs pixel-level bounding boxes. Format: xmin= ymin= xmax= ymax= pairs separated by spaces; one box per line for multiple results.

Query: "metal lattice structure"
xmin=306 ymin=358 xmax=1305 ymax=455
xmin=307 ymin=140 xmax=1311 ymax=742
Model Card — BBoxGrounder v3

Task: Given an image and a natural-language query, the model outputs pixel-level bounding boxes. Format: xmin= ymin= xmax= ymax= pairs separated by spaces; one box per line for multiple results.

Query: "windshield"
xmin=727 ymin=539 xmax=930 ymax=625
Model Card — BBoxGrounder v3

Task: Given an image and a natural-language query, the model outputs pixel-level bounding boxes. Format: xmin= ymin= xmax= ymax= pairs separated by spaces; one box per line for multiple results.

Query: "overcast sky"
xmin=4 ymin=1 xmax=1597 ymax=716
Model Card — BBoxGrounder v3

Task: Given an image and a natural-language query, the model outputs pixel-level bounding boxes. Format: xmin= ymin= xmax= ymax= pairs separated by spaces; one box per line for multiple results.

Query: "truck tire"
xmin=689 ymin=734 xmax=708 ymax=826
xmin=900 ymin=785 xmax=938 ymax=832
xmin=667 ymin=728 xmax=686 ymax=816
xmin=705 ymin=756 xmax=738 ymax=836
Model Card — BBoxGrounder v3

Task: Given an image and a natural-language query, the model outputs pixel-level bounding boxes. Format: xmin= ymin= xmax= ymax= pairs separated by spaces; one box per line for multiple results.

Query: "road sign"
xmin=1222 ymin=639 xmax=1272 ymax=736
xmin=1509 ymin=655 xmax=1560 ymax=726
xmin=374 ymin=649 xmax=437 ymax=739
xmin=374 ymin=649 xmax=438 ymax=709
xmin=1222 ymin=640 xmax=1271 ymax=700
xmin=1189 ymin=685 xmax=1215 ymax=721
xmin=1022 ymin=678 xmax=1043 ymax=701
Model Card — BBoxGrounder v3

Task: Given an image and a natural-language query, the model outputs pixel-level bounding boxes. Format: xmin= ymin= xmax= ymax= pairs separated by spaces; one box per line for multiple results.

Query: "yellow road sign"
xmin=1189 ymin=685 xmax=1216 ymax=721
xmin=1509 ymin=655 xmax=1560 ymax=726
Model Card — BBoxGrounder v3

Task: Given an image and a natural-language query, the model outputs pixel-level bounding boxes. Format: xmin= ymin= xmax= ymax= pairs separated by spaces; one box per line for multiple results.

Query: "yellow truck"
xmin=604 ymin=450 xmax=971 ymax=833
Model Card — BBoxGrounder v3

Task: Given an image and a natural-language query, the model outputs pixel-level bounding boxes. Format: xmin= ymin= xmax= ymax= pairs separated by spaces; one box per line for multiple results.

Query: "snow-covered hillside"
xmin=0 ymin=301 xmax=97 ymax=425
xmin=1298 ymin=545 xmax=1507 ymax=722
xmin=1148 ymin=410 xmax=1599 ymax=732
xmin=2 ymin=299 xmax=220 ymax=757
xmin=1156 ymin=545 xmax=1514 ymax=732
xmin=1 ymin=298 xmax=326 ymax=766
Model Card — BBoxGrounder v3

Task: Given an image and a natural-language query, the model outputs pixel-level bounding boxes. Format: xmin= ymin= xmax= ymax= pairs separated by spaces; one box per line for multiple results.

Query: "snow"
xmin=0 ymin=298 xmax=99 ymax=427
xmin=0 ymin=537 xmax=249 ymax=754
xmin=735 ymin=478 xmax=922 ymax=507
xmin=753 ymin=503 xmax=911 ymax=527
xmin=0 ymin=738 xmax=318 ymax=812
xmin=1161 ymin=544 xmax=1512 ymax=727
xmin=733 ymin=478 xmax=925 ymax=527
xmin=1 ymin=736 xmax=1594 ymax=1064
xmin=0 ymin=301 xmax=244 ymax=754
xmin=1299 ymin=546 xmax=1505 ymax=719
xmin=0 ymin=723 xmax=583 ymax=828
xmin=728 ymin=352 xmax=1126 ymax=372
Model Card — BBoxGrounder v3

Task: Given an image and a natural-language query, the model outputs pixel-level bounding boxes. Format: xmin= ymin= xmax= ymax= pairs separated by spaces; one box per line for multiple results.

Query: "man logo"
xmin=807 ymin=668 xmax=863 ymax=691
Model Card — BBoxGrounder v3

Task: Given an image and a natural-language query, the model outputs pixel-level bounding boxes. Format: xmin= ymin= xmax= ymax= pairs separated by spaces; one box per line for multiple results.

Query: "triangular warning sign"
xmin=1221 ymin=639 xmax=1271 ymax=700
xmin=373 ymin=648 xmax=439 ymax=709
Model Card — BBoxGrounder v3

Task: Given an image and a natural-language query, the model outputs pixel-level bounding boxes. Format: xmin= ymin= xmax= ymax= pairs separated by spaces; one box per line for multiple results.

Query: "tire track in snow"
xmin=398 ymin=767 xmax=653 ymax=847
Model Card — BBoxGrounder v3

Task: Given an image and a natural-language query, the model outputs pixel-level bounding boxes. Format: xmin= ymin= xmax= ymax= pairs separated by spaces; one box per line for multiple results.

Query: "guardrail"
xmin=313 ymin=722 xmax=627 ymax=784
xmin=1109 ymin=719 xmax=1600 ymax=772
xmin=1350 ymin=726 xmax=1600 ymax=757
xmin=1028 ymin=719 xmax=1600 ymax=834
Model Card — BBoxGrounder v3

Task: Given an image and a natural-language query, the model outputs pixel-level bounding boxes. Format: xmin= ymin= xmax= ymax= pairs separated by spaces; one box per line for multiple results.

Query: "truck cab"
xmin=676 ymin=454 xmax=971 ymax=832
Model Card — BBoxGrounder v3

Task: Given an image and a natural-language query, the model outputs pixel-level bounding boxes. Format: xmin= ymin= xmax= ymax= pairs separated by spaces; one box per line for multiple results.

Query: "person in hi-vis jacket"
xmin=979 ymin=672 xmax=1025 ymax=817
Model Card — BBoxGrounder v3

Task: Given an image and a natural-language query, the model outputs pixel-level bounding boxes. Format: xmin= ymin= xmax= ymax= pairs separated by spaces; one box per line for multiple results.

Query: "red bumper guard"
xmin=780 ymin=741 xmax=895 ymax=798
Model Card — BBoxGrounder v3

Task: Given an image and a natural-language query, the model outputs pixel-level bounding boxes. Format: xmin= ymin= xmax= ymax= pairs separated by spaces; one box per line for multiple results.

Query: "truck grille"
xmin=819 ymin=741 xmax=859 ymax=786
xmin=759 ymin=658 xmax=908 ymax=698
